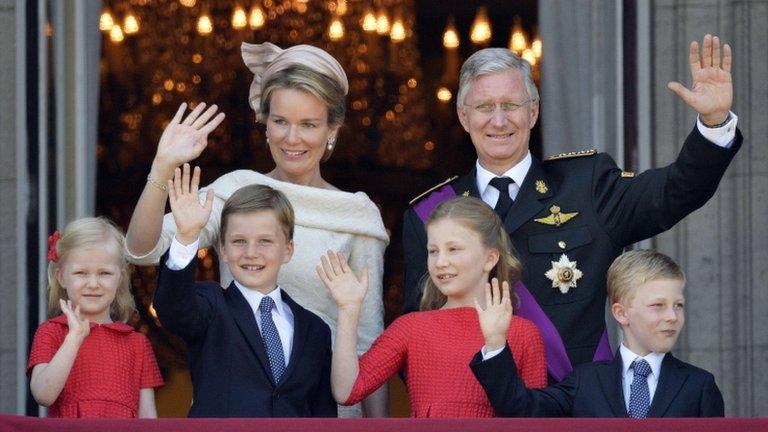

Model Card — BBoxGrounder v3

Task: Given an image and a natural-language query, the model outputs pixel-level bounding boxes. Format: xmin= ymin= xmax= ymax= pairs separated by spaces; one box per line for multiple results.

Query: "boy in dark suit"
xmin=470 ymin=249 xmax=724 ymax=417
xmin=153 ymin=164 xmax=336 ymax=417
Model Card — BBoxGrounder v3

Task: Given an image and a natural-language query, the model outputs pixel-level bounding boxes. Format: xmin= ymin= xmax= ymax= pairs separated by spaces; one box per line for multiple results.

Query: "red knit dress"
xmin=27 ymin=315 xmax=164 ymax=418
xmin=345 ymin=307 xmax=547 ymax=417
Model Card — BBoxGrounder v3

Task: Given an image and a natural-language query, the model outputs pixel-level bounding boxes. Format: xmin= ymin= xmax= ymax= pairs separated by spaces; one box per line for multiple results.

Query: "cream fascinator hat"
xmin=241 ymin=42 xmax=349 ymax=122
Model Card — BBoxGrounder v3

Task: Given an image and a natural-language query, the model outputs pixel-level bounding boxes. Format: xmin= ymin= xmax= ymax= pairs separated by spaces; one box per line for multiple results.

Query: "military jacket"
xmin=402 ymin=126 xmax=742 ymax=368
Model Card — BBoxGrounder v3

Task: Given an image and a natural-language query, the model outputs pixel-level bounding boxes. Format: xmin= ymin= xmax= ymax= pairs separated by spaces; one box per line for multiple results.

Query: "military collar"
xmin=451 ymin=170 xmax=481 ymax=198
xmin=517 ymin=157 xmax=555 ymax=201
xmin=474 ymin=152 xmax=532 ymax=198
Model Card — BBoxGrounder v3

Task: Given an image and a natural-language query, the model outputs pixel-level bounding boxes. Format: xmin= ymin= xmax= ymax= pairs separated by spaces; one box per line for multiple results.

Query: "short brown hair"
xmin=46 ymin=217 xmax=135 ymax=322
xmin=420 ymin=196 xmax=523 ymax=311
xmin=220 ymin=184 xmax=295 ymax=242
xmin=607 ymin=250 xmax=685 ymax=305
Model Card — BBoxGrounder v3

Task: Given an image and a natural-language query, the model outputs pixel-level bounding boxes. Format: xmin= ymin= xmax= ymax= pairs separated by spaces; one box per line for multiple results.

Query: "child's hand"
xmin=153 ymin=103 xmax=225 ymax=174
xmin=474 ymin=278 xmax=513 ymax=351
xmin=316 ymin=250 xmax=369 ymax=311
xmin=60 ymin=299 xmax=90 ymax=342
xmin=168 ymin=163 xmax=214 ymax=245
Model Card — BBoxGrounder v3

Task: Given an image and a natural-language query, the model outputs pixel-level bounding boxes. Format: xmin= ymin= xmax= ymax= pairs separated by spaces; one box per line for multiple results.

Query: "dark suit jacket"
xmin=470 ymin=345 xmax=724 ymax=417
xmin=154 ymin=253 xmax=337 ymax=418
xmin=403 ymin=126 xmax=742 ymax=366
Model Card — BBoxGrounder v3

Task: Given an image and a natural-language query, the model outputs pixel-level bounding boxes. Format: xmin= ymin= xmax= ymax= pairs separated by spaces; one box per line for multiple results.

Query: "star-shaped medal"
xmin=545 ymin=254 xmax=583 ymax=294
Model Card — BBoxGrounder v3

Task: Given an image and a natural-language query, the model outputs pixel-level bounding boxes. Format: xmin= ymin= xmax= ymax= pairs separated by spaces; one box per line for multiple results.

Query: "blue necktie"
xmin=628 ymin=358 xmax=652 ymax=418
xmin=259 ymin=296 xmax=286 ymax=384
xmin=489 ymin=177 xmax=514 ymax=220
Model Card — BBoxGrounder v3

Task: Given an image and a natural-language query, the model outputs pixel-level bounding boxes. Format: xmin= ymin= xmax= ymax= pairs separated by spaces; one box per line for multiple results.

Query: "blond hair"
xmin=420 ymin=196 xmax=523 ymax=311
xmin=46 ymin=217 xmax=135 ymax=322
xmin=607 ymin=249 xmax=686 ymax=305
xmin=260 ymin=65 xmax=346 ymax=162
xmin=220 ymin=184 xmax=295 ymax=242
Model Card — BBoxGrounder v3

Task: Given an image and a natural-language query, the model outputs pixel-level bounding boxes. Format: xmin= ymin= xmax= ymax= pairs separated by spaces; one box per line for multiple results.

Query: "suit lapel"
xmin=504 ymin=157 xmax=553 ymax=234
xmin=224 ymin=283 xmax=274 ymax=385
xmin=597 ymin=352 xmax=629 ymax=417
xmin=647 ymin=353 xmax=689 ymax=417
xmin=276 ymin=291 xmax=308 ymax=388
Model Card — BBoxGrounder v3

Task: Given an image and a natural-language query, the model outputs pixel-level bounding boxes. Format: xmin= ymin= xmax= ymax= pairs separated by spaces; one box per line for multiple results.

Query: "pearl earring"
xmin=327 ymin=138 xmax=335 ymax=151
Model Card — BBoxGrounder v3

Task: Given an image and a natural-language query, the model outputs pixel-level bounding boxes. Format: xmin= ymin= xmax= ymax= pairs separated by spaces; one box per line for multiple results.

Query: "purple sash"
xmin=412 ymin=185 xmax=612 ymax=380
xmin=413 ymin=184 xmax=457 ymax=222
xmin=516 ymin=282 xmax=613 ymax=381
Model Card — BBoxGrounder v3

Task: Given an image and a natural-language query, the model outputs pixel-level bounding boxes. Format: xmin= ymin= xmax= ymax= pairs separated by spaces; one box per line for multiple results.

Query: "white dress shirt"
xmin=166 ymin=236 xmax=295 ymax=365
xmin=476 ymin=152 xmax=532 ymax=208
xmin=619 ymin=344 xmax=665 ymax=412
xmin=696 ymin=112 xmax=738 ymax=148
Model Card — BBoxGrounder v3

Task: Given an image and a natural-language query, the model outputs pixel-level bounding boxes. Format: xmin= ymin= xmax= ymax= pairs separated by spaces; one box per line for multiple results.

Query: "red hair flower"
xmin=47 ymin=230 xmax=61 ymax=262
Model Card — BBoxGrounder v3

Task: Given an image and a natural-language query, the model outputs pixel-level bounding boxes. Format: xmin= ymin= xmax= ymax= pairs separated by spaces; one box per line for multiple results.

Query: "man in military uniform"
xmin=402 ymin=34 xmax=741 ymax=380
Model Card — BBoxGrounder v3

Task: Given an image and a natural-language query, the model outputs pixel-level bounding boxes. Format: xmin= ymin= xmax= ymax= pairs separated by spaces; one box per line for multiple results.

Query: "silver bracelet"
xmin=147 ymin=174 xmax=168 ymax=192
xmin=702 ymin=113 xmax=732 ymax=129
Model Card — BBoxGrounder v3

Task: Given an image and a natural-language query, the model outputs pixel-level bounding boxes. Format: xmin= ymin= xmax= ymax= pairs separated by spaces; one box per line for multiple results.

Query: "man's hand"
xmin=667 ymin=34 xmax=732 ymax=126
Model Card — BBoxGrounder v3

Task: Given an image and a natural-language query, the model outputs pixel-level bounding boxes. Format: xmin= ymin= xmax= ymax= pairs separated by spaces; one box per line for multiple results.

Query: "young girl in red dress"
xmin=318 ymin=196 xmax=547 ymax=417
xmin=27 ymin=217 xmax=164 ymax=418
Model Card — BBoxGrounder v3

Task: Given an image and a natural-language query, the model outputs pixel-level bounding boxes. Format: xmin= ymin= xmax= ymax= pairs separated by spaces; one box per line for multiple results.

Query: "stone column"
xmin=0 ymin=0 xmax=27 ymax=415
xmin=651 ymin=0 xmax=768 ymax=417
xmin=539 ymin=0 xmax=624 ymax=158
xmin=0 ymin=0 xmax=103 ymax=415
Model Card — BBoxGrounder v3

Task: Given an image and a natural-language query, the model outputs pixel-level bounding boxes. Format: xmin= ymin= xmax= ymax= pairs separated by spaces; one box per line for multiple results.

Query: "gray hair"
xmin=457 ymin=48 xmax=539 ymax=107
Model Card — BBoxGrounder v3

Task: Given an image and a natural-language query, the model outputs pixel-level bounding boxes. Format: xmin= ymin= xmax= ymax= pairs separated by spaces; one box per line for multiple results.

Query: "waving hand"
xmin=667 ymin=34 xmax=733 ymax=126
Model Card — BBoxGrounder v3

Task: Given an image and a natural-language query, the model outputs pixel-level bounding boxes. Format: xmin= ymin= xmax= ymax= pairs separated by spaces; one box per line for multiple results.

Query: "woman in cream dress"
xmin=125 ymin=42 xmax=388 ymax=416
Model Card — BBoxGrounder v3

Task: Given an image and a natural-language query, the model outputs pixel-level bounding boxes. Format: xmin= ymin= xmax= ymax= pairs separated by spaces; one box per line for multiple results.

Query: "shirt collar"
xmin=234 ymin=281 xmax=286 ymax=317
xmin=50 ymin=314 xmax=134 ymax=333
xmin=475 ymin=152 xmax=532 ymax=195
xmin=620 ymin=343 xmax=665 ymax=379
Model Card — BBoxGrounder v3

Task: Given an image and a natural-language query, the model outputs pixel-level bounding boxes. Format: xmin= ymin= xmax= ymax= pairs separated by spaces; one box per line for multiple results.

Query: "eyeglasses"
xmin=463 ymin=100 xmax=534 ymax=115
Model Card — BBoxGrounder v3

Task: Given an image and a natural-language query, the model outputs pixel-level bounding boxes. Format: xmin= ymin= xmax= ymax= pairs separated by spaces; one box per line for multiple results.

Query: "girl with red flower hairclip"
xmin=27 ymin=217 xmax=164 ymax=418
xmin=47 ymin=231 xmax=61 ymax=262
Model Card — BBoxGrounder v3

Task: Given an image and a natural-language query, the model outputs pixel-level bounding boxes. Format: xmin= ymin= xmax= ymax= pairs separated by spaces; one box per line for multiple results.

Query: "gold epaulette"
xmin=409 ymin=176 xmax=458 ymax=205
xmin=546 ymin=149 xmax=597 ymax=161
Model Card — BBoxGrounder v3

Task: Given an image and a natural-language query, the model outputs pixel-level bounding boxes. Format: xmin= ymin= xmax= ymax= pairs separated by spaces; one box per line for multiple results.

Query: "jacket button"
xmin=273 ymin=392 xmax=280 ymax=400
xmin=558 ymin=241 xmax=566 ymax=249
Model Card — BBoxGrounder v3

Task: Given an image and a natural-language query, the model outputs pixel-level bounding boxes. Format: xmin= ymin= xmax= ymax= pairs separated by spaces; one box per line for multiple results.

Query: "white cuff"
xmin=696 ymin=111 xmax=738 ymax=148
xmin=481 ymin=345 xmax=505 ymax=361
xmin=166 ymin=236 xmax=200 ymax=270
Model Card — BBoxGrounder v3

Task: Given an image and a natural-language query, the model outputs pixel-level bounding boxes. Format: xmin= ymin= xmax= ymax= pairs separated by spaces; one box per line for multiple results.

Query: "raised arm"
xmin=316 ymin=250 xmax=369 ymax=403
xmin=126 ymin=103 xmax=224 ymax=257
xmin=167 ymin=163 xmax=214 ymax=246
xmin=471 ymin=283 xmax=571 ymax=417
xmin=153 ymin=164 xmax=216 ymax=341
xmin=29 ymin=300 xmax=90 ymax=407
xmin=349 ymin=234 xmax=389 ymax=416
xmin=667 ymin=34 xmax=732 ymax=125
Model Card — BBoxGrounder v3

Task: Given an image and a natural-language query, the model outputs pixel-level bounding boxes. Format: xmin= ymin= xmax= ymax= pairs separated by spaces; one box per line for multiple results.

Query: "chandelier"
xmin=435 ymin=9 xmax=542 ymax=105
xmin=97 ymin=0 xmax=436 ymax=171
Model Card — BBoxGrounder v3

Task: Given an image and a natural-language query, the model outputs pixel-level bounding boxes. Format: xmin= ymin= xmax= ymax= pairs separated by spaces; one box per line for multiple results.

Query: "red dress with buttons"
xmin=27 ymin=315 xmax=164 ymax=418
xmin=344 ymin=308 xmax=547 ymax=417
